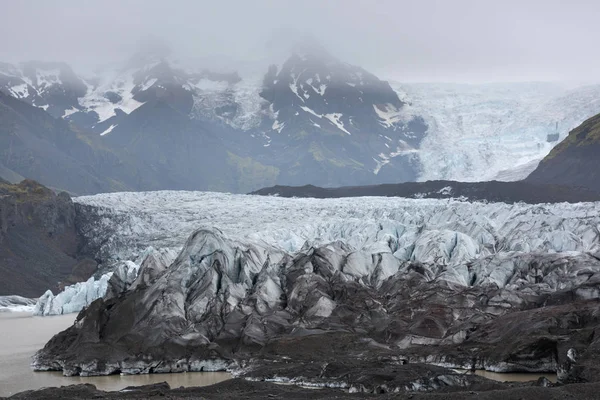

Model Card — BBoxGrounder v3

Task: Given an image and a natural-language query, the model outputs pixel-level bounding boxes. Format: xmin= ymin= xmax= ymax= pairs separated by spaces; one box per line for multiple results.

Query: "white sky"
xmin=2 ymin=0 xmax=599 ymax=83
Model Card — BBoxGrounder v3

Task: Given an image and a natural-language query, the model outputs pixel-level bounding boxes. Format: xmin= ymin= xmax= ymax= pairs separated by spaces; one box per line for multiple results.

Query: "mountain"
xmin=0 ymin=72 xmax=272 ymax=194
xmin=526 ymin=112 xmax=600 ymax=191
xmin=254 ymin=45 xmax=427 ymax=185
xmin=0 ymin=90 xmax=135 ymax=194
xmin=3 ymin=47 xmax=600 ymax=194
xmin=0 ymin=180 xmax=96 ymax=297
xmin=0 ymin=48 xmax=427 ymax=193
xmin=85 ymin=46 xmax=428 ymax=188
xmin=0 ymin=61 xmax=87 ymax=119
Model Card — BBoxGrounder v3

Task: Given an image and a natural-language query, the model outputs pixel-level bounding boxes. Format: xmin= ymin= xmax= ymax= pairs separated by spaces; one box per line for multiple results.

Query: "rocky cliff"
xmin=0 ymin=180 xmax=96 ymax=297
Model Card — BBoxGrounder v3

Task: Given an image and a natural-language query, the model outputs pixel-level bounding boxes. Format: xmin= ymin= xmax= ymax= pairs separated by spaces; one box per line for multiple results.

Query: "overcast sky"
xmin=2 ymin=0 xmax=599 ymax=83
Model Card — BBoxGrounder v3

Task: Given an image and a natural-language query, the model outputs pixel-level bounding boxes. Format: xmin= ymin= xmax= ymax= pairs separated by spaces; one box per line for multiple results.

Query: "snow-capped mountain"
xmin=0 ymin=47 xmax=430 ymax=192
xmin=0 ymin=61 xmax=87 ymax=119
xmin=255 ymin=44 xmax=427 ymax=184
xmin=66 ymin=58 xmax=244 ymax=136
xmin=3 ymin=45 xmax=600 ymax=194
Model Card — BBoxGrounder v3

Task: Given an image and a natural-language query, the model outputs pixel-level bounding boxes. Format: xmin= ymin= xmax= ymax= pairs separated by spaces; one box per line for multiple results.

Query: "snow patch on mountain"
xmin=101 ymin=124 xmax=118 ymax=136
xmin=34 ymin=68 xmax=62 ymax=93
xmin=62 ymin=106 xmax=79 ymax=118
xmin=324 ymin=113 xmax=351 ymax=134
xmin=8 ymin=83 xmax=29 ymax=98
xmin=373 ymin=103 xmax=403 ymax=128
xmin=79 ymin=69 xmax=145 ymax=123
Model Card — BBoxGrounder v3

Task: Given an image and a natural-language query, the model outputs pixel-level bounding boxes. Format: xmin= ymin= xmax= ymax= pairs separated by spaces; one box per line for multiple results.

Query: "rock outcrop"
xmin=0 ymin=180 xmax=96 ymax=297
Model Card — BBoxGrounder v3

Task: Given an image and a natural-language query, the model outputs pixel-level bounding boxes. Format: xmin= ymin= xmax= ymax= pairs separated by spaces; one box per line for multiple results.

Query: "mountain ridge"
xmin=3 ymin=50 xmax=600 ymax=193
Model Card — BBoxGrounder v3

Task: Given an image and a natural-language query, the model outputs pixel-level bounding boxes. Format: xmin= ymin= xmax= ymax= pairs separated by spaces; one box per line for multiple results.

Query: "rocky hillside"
xmin=527 ymin=112 xmax=600 ymax=191
xmin=0 ymin=90 xmax=136 ymax=194
xmin=0 ymin=180 xmax=96 ymax=297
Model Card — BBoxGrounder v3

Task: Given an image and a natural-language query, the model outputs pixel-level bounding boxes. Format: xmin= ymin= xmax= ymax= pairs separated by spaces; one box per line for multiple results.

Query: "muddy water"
xmin=0 ymin=312 xmax=231 ymax=397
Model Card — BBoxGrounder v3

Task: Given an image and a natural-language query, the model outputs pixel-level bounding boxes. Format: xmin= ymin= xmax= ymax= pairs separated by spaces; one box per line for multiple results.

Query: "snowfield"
xmin=36 ymin=191 xmax=600 ymax=315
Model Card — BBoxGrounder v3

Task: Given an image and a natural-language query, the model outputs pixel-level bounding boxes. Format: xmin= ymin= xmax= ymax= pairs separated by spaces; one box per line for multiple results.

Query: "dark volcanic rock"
xmin=32 ymin=227 xmax=600 ymax=388
xmin=0 ymin=180 xmax=95 ymax=296
xmin=242 ymin=358 xmax=503 ymax=393
xmin=9 ymin=379 xmax=600 ymax=399
xmin=252 ymin=180 xmax=600 ymax=203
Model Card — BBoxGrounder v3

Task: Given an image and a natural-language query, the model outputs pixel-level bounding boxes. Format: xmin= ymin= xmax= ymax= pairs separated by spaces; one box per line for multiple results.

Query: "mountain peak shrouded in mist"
xmin=289 ymin=35 xmax=336 ymax=63
xmin=125 ymin=36 xmax=173 ymax=70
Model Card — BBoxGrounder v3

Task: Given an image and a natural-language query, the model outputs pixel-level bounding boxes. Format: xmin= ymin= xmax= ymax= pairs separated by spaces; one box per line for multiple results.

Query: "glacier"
xmin=0 ymin=295 xmax=37 ymax=313
xmin=35 ymin=191 xmax=600 ymax=317
xmin=34 ymin=247 xmax=178 ymax=316
xmin=73 ymin=191 xmax=600 ymax=261
xmin=393 ymin=82 xmax=600 ymax=182
xmin=34 ymin=274 xmax=113 ymax=316
xmin=32 ymin=191 xmax=600 ymax=385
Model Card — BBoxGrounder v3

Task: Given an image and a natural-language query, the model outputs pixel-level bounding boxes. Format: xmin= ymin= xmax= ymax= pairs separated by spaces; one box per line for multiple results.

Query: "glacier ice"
xmin=392 ymin=82 xmax=600 ymax=182
xmin=34 ymin=247 xmax=177 ymax=316
xmin=0 ymin=295 xmax=37 ymax=313
xmin=35 ymin=190 xmax=600 ymax=323
xmin=31 ymin=191 xmax=600 ymax=380
xmin=73 ymin=191 xmax=600 ymax=264
xmin=34 ymin=274 xmax=112 ymax=316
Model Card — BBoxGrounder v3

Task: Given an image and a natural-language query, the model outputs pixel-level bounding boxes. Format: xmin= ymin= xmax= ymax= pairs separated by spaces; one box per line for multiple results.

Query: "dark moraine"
xmin=252 ymin=180 xmax=600 ymax=204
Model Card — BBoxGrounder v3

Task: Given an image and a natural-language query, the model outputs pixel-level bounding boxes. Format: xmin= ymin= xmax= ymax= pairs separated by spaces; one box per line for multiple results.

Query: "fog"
xmin=2 ymin=0 xmax=599 ymax=82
